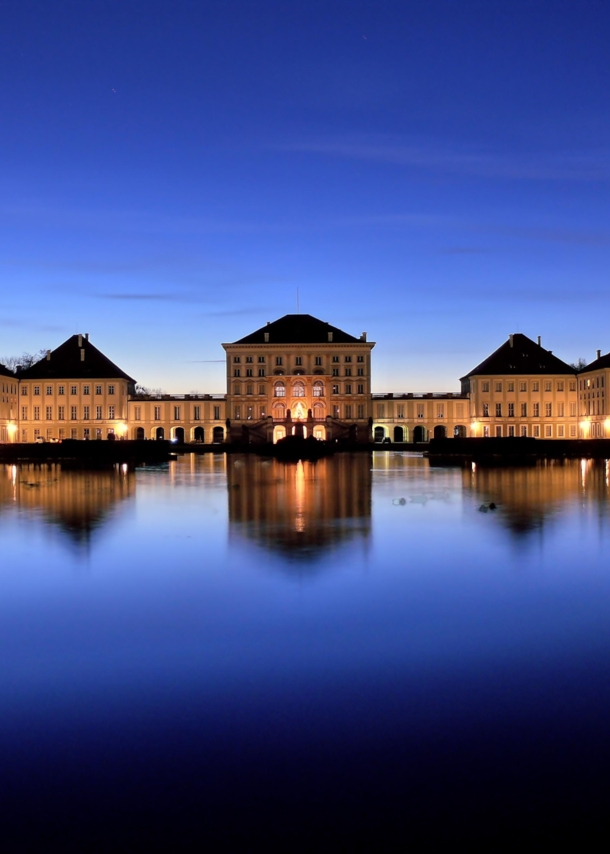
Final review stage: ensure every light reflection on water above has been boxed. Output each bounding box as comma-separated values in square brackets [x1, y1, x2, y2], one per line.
[1, 452, 610, 848]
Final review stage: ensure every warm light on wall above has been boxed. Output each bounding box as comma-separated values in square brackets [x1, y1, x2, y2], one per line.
[116, 422, 128, 436]
[7, 423, 17, 436]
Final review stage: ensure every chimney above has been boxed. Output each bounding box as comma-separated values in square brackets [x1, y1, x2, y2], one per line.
[360, 332, 367, 341]
[597, 349, 601, 360]
[85, 333, 89, 341]
[80, 349, 85, 362]
[46, 350, 51, 361]
[509, 334, 514, 348]
[78, 334, 82, 347]
[548, 350, 552, 355]
[266, 321, 270, 325]
[537, 336, 541, 346]
[264, 332, 269, 343]
[328, 332, 333, 342]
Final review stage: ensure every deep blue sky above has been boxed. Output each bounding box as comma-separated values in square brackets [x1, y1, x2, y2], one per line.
[1, 0, 609, 392]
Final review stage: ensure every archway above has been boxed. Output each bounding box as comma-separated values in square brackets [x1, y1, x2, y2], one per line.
[454, 425, 467, 438]
[135, 426, 145, 440]
[433, 425, 446, 440]
[155, 427, 165, 440]
[273, 425, 286, 443]
[393, 425, 404, 443]
[313, 426, 326, 440]
[194, 426, 204, 442]
[374, 426, 385, 443]
[212, 426, 224, 443]
[413, 425, 426, 443]
[174, 427, 185, 443]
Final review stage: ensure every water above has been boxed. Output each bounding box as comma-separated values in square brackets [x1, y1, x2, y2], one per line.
[1, 453, 610, 849]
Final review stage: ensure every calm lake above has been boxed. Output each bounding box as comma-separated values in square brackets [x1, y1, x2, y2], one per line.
[1, 453, 610, 849]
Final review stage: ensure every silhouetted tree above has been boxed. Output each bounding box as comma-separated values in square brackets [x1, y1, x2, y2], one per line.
[570, 358, 588, 371]
[134, 384, 164, 397]
[0, 349, 47, 372]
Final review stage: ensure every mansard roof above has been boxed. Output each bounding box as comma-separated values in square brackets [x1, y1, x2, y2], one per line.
[18, 335, 135, 382]
[231, 314, 365, 345]
[461, 333, 575, 379]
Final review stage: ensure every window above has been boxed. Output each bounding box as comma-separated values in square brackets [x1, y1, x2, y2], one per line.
[109, 406, 115, 419]
[533, 403, 540, 417]
[397, 405, 404, 418]
[482, 382, 489, 392]
[246, 385, 253, 395]
[276, 357, 283, 366]
[58, 386, 65, 395]
[533, 425, 540, 437]
[545, 403, 552, 417]
[557, 403, 564, 417]
[95, 385, 102, 395]
[345, 356, 352, 363]
[507, 382, 514, 392]
[569, 381, 576, 392]
[21, 406, 27, 420]
[521, 425, 527, 437]
[357, 355, 364, 363]
[134, 406, 141, 421]
[21, 385, 28, 396]
[495, 426, 502, 437]
[96, 406, 103, 420]
[345, 368, 352, 377]
[233, 356, 241, 363]
[258, 368, 265, 377]
[245, 356, 253, 363]
[259, 406, 266, 418]
[46, 406, 52, 420]
[193, 406, 200, 420]
[295, 357, 302, 366]
[544, 381, 552, 392]
[545, 425, 552, 437]
[357, 384, 364, 394]
[483, 426, 490, 437]
[483, 403, 489, 416]
[332, 368, 339, 377]
[558, 425, 565, 437]
[83, 385, 90, 395]
[214, 406, 220, 420]
[313, 382, 324, 397]
[315, 356, 322, 366]
[417, 404, 424, 419]
[34, 386, 40, 396]
[332, 384, 339, 395]
[495, 403, 502, 417]
[246, 406, 253, 419]
[234, 369, 241, 377]
[83, 406, 90, 420]
[532, 382, 539, 392]
[69, 385, 77, 395]
[274, 382, 286, 397]
[108, 385, 115, 395]
[46, 385, 53, 396]
[345, 384, 352, 394]
[332, 405, 340, 418]
[21, 429, 27, 442]
[570, 402, 577, 417]
[258, 384, 265, 394]
[508, 425, 515, 437]
[234, 407, 241, 420]
[71, 406, 77, 420]
[495, 382, 502, 392]
[58, 406, 65, 420]
[357, 405, 364, 419]
[357, 368, 364, 376]
[557, 381, 564, 392]
[173, 406, 180, 420]
[332, 356, 339, 363]
[258, 356, 265, 363]
[71, 428, 77, 439]
[345, 405, 353, 418]
[508, 403, 514, 417]
[519, 382, 527, 392]
[521, 403, 527, 417]
[570, 425, 577, 437]
[437, 404, 444, 418]
[246, 369, 253, 377]
[233, 384, 241, 394]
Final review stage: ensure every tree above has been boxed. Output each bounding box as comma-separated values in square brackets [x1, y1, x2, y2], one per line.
[134, 384, 164, 397]
[0, 349, 47, 372]
[570, 358, 588, 371]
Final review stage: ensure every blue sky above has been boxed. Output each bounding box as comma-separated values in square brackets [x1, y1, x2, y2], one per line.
[1, 0, 609, 392]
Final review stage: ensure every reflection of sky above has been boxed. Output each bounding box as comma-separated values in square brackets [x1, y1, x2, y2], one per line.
[2, 454, 610, 847]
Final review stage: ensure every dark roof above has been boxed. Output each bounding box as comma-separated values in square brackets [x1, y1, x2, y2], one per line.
[0, 363, 13, 379]
[461, 333, 575, 379]
[231, 314, 364, 345]
[578, 353, 610, 373]
[18, 335, 135, 382]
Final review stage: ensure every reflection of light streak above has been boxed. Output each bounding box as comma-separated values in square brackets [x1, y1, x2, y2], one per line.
[295, 460, 305, 533]
[580, 458, 587, 488]
[471, 461, 476, 474]
[606, 459, 609, 489]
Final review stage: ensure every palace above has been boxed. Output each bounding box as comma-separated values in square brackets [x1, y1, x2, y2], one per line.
[0, 314, 608, 443]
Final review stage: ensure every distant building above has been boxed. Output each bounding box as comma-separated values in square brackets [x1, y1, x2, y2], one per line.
[1, 322, 609, 443]
[222, 314, 375, 444]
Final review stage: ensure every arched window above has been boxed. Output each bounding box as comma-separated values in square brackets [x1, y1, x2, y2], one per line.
[273, 403, 286, 419]
[293, 381, 305, 397]
[313, 381, 324, 397]
[274, 382, 286, 397]
[313, 402, 325, 420]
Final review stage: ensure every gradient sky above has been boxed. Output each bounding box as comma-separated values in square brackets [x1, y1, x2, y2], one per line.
[1, 0, 609, 392]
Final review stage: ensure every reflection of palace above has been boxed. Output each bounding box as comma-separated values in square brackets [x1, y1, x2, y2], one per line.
[462, 459, 610, 537]
[227, 455, 372, 560]
[0, 464, 134, 544]
[2, 315, 610, 444]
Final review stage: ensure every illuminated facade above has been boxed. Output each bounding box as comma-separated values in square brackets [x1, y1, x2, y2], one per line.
[1, 323, 610, 443]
